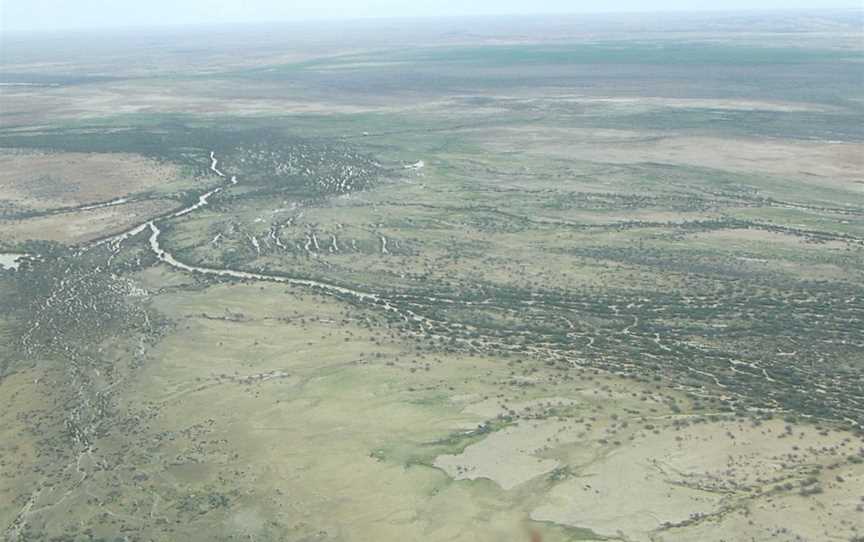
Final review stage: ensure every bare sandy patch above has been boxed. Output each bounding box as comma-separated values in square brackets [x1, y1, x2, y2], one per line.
[0, 84, 386, 126]
[434, 419, 567, 490]
[0, 199, 176, 244]
[531, 418, 861, 541]
[482, 128, 864, 188]
[676, 465, 864, 542]
[533, 454, 724, 539]
[456, 92, 839, 113]
[0, 149, 185, 211]
[575, 96, 839, 113]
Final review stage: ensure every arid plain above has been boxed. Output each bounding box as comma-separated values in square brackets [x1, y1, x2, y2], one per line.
[1, 11, 863, 542]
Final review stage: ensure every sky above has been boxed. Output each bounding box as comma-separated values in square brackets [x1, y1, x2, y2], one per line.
[1, 0, 861, 32]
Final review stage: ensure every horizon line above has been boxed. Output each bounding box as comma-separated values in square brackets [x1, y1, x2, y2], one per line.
[3, 6, 862, 36]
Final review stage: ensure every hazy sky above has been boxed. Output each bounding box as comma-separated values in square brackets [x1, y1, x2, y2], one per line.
[2, 0, 861, 32]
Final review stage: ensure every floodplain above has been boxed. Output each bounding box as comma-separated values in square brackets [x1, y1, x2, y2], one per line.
[1, 10, 863, 542]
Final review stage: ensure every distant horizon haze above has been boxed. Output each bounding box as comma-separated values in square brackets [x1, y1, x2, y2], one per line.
[1, 0, 862, 33]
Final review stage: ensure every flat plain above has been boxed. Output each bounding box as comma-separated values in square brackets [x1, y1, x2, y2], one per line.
[1, 10, 863, 542]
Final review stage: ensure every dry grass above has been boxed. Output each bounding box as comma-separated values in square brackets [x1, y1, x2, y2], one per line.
[0, 199, 176, 244]
[0, 149, 185, 210]
[482, 127, 864, 187]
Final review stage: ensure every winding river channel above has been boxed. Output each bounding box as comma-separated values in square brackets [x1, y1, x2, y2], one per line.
[107, 151, 429, 325]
